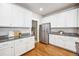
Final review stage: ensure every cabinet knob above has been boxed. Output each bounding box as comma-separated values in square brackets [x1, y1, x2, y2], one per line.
[11, 47, 13, 48]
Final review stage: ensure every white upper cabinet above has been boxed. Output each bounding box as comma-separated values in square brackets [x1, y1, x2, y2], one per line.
[0, 4, 32, 27]
[49, 34, 65, 47]
[24, 9, 32, 28]
[42, 13, 65, 27]
[77, 8, 79, 27]
[50, 13, 65, 27]
[0, 4, 25, 27]
[40, 17, 50, 24]
[11, 4, 32, 27]
[41, 8, 77, 27]
[62, 9, 77, 27]
[11, 4, 25, 27]
[0, 4, 12, 27]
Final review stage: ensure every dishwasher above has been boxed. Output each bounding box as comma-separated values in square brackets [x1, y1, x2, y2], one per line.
[75, 42, 79, 56]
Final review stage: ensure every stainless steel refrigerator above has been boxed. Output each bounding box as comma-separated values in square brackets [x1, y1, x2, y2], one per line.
[39, 23, 51, 44]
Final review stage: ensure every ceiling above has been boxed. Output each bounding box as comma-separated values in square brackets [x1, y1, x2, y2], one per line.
[16, 3, 78, 16]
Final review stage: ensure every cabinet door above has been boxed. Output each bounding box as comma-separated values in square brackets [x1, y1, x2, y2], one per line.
[65, 37, 78, 52]
[0, 4, 25, 27]
[49, 34, 56, 45]
[77, 8, 79, 27]
[63, 9, 77, 27]
[49, 35, 65, 47]
[10, 41, 15, 56]
[15, 37, 35, 56]
[54, 35, 65, 47]
[11, 4, 25, 27]
[57, 12, 66, 27]
[47, 13, 65, 27]
[0, 41, 14, 56]
[42, 17, 51, 24]
[0, 4, 12, 27]
[15, 39, 27, 56]
[24, 10, 32, 27]
[42, 12, 65, 27]
[27, 36, 35, 51]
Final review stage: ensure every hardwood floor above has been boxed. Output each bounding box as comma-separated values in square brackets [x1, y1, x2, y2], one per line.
[23, 43, 76, 56]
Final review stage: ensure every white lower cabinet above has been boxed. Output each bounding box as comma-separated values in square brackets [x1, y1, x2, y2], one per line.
[27, 37, 35, 51]
[54, 35, 65, 47]
[0, 36, 35, 56]
[49, 34, 79, 52]
[15, 38, 27, 56]
[49, 35, 65, 47]
[14, 36, 35, 56]
[64, 37, 78, 52]
[0, 41, 14, 56]
[49, 35, 55, 45]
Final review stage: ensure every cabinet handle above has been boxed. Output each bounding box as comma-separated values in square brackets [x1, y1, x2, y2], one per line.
[11, 47, 13, 48]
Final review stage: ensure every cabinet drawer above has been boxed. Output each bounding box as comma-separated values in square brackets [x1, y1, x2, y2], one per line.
[0, 42, 11, 49]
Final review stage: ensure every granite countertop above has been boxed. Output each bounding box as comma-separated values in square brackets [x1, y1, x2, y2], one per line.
[50, 32, 79, 37]
[0, 34, 34, 43]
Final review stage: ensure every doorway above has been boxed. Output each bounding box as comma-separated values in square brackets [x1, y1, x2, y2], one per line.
[32, 20, 38, 43]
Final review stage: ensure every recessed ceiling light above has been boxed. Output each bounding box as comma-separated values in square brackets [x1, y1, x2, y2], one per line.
[39, 8, 43, 11]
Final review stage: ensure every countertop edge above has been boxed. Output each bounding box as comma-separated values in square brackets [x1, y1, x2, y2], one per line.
[49, 33, 79, 38]
[0, 35, 35, 43]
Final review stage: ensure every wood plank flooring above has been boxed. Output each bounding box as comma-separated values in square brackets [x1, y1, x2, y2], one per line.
[23, 43, 76, 56]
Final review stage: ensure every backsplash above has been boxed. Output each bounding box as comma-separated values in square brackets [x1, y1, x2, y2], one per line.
[51, 28, 78, 34]
[0, 27, 31, 36]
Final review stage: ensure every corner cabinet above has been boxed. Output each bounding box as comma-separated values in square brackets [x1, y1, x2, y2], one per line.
[24, 10, 32, 28]
[14, 36, 35, 56]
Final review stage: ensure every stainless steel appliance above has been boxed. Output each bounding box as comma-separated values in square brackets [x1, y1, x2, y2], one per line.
[75, 42, 79, 56]
[39, 23, 51, 44]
